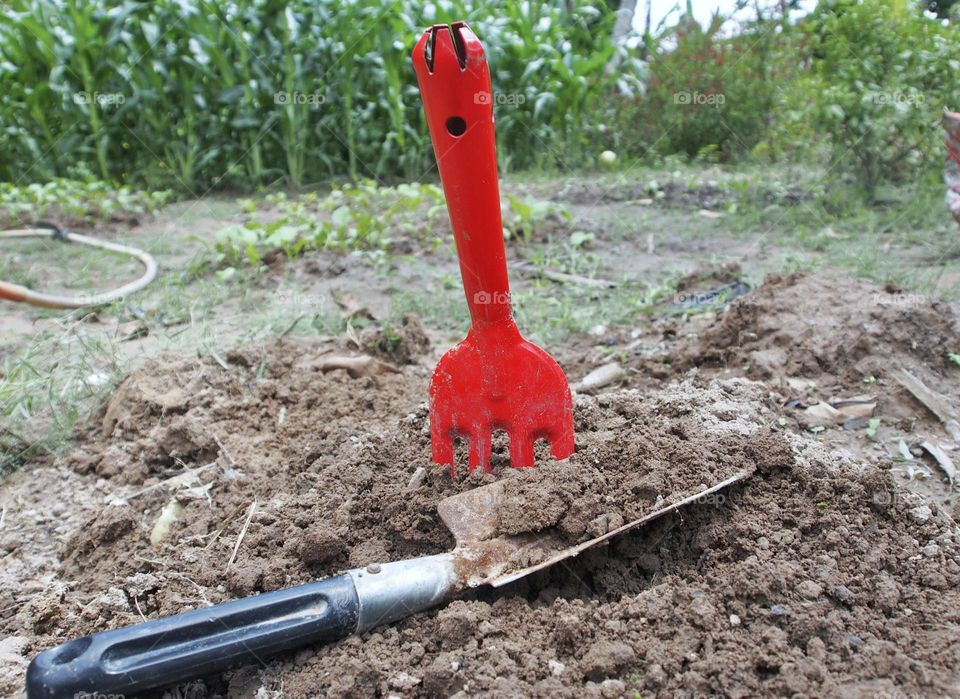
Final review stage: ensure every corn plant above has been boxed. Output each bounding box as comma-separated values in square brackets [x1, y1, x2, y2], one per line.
[0, 0, 643, 189]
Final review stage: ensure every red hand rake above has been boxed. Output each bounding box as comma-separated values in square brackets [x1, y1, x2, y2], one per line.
[412, 23, 574, 474]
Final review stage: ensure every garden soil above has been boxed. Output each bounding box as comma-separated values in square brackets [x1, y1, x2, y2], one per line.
[2, 272, 960, 698]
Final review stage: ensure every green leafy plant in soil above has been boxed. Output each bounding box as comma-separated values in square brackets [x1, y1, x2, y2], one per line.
[211, 181, 448, 267]
[211, 180, 577, 269]
[619, 6, 799, 162]
[0, 180, 172, 227]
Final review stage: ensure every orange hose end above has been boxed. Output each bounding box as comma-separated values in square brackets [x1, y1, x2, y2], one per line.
[0, 282, 27, 303]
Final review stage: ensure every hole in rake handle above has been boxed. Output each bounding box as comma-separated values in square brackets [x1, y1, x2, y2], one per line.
[446, 116, 467, 136]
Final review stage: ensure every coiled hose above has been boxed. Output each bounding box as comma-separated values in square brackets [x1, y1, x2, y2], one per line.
[0, 223, 157, 309]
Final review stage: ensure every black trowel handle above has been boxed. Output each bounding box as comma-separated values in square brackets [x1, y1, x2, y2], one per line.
[26, 574, 360, 698]
[26, 554, 456, 699]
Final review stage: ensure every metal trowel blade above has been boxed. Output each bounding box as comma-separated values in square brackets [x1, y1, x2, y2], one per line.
[438, 468, 754, 588]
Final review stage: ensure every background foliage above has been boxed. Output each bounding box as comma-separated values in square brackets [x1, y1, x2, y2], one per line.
[0, 0, 641, 190]
[0, 0, 957, 196]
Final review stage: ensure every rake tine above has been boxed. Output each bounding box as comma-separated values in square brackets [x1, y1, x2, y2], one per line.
[468, 428, 492, 473]
[509, 430, 535, 468]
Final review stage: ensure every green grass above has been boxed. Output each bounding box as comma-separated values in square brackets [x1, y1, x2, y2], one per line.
[730, 173, 960, 297]
[391, 276, 675, 348]
[1, 322, 123, 468]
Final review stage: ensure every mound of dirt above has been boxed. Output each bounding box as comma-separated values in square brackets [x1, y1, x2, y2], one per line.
[69, 341, 429, 486]
[495, 382, 791, 541]
[684, 273, 960, 387]
[6, 343, 960, 697]
[358, 314, 431, 365]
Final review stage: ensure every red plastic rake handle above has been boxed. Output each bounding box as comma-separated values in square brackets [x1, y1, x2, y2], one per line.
[412, 23, 512, 326]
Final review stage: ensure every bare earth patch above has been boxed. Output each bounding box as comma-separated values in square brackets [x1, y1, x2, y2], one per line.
[2, 271, 960, 697]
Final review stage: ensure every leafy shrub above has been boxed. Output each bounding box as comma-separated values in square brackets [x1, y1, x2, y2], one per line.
[613, 9, 798, 161]
[799, 0, 960, 195]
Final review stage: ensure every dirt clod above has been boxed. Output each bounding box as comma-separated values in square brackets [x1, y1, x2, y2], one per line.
[581, 640, 637, 681]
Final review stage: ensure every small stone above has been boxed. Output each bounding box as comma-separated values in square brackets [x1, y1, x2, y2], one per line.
[689, 596, 716, 626]
[600, 679, 626, 698]
[98, 587, 130, 615]
[407, 466, 427, 490]
[770, 604, 791, 617]
[797, 580, 823, 599]
[548, 659, 566, 676]
[758, 536, 770, 550]
[388, 672, 421, 690]
[366, 563, 382, 574]
[729, 614, 741, 627]
[909, 505, 933, 523]
[830, 584, 855, 606]
[847, 634, 863, 647]
[581, 640, 636, 681]
[922, 543, 940, 557]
